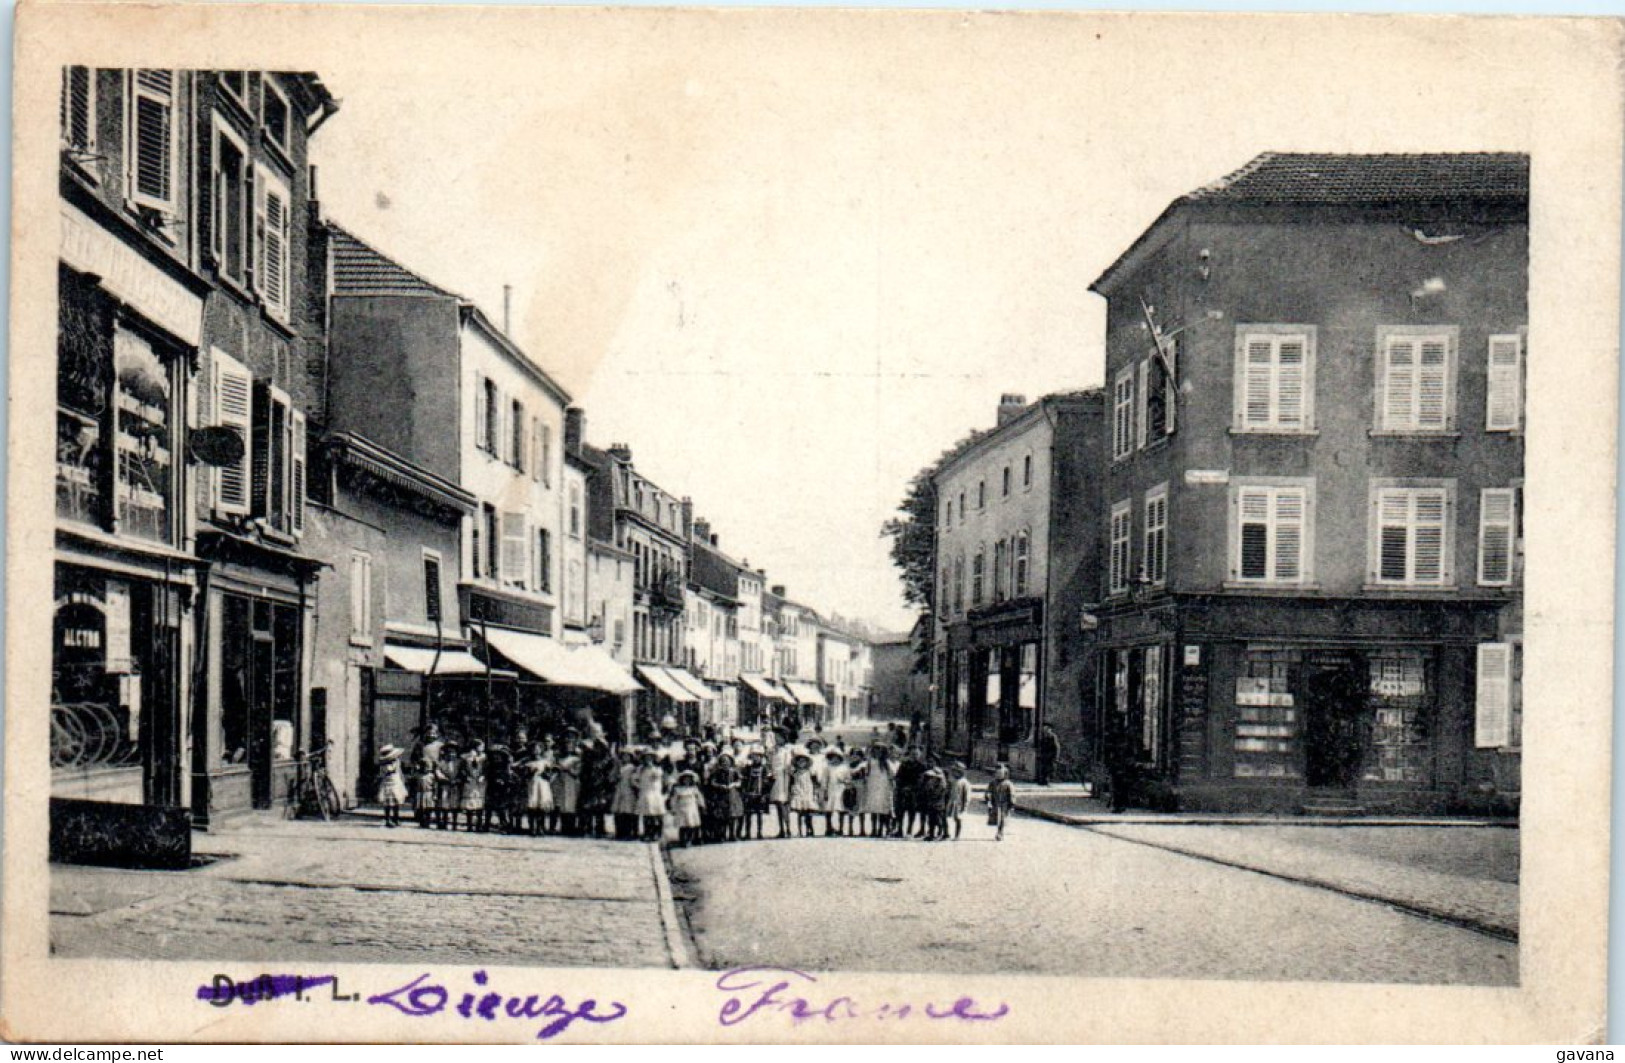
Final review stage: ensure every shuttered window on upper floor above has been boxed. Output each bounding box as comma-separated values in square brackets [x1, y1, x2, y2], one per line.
[126, 70, 176, 214]
[1234, 327, 1315, 433]
[1486, 333, 1524, 432]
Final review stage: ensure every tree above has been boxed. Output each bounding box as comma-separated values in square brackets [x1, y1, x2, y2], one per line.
[881, 468, 938, 615]
[881, 427, 987, 624]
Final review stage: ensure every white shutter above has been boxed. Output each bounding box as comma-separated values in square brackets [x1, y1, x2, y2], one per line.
[1272, 489, 1304, 582]
[473, 374, 488, 453]
[62, 66, 94, 152]
[256, 168, 290, 318]
[501, 511, 528, 586]
[1383, 337, 1416, 429]
[1242, 337, 1273, 428]
[1276, 338, 1305, 428]
[531, 417, 542, 482]
[1486, 334, 1523, 431]
[1478, 488, 1515, 586]
[1135, 359, 1149, 449]
[1412, 489, 1447, 583]
[1475, 642, 1512, 748]
[1417, 338, 1449, 429]
[290, 409, 307, 537]
[211, 350, 253, 515]
[127, 70, 175, 212]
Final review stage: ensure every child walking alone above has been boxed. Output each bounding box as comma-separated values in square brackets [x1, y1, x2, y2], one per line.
[987, 764, 1016, 841]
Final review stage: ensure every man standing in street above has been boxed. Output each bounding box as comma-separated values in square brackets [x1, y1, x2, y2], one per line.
[1036, 723, 1060, 786]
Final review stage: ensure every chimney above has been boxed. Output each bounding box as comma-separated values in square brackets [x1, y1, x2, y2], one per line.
[608, 443, 632, 464]
[997, 393, 1028, 426]
[564, 407, 585, 456]
[710, 533, 719, 547]
[693, 518, 711, 545]
[771, 584, 786, 597]
[502, 285, 513, 335]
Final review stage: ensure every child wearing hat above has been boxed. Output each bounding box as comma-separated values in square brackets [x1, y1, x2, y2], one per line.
[788, 752, 819, 837]
[376, 745, 407, 828]
[669, 770, 705, 847]
[987, 763, 1016, 841]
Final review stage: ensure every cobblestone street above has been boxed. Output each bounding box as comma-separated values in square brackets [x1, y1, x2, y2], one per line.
[668, 806, 1517, 986]
[49, 815, 685, 970]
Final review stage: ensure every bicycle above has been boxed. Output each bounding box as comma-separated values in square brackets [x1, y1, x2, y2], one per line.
[288, 741, 342, 821]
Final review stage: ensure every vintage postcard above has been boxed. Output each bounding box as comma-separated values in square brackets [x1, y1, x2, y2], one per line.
[3, 2, 1621, 1044]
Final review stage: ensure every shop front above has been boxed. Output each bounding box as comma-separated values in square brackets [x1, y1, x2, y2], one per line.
[53, 228, 207, 859]
[738, 673, 790, 730]
[1100, 594, 1500, 813]
[480, 626, 641, 745]
[782, 680, 828, 731]
[192, 534, 321, 824]
[960, 599, 1044, 776]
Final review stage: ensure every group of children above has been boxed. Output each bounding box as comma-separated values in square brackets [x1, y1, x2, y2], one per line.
[373, 723, 1019, 843]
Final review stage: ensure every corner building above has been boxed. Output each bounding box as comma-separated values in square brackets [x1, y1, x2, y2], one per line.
[1088, 153, 1526, 813]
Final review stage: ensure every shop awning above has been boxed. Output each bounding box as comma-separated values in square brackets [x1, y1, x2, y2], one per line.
[483, 628, 642, 695]
[568, 643, 643, 696]
[665, 666, 716, 703]
[784, 680, 828, 708]
[384, 644, 490, 676]
[739, 673, 790, 701]
[638, 664, 698, 704]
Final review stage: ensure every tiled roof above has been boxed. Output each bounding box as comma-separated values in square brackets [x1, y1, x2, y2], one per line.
[327, 223, 460, 298]
[1184, 152, 1528, 205]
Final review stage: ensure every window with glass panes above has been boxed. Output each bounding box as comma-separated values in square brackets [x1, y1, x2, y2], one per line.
[1234, 647, 1301, 778]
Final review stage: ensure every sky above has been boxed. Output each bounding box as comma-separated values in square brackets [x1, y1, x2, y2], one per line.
[303, 9, 1548, 633]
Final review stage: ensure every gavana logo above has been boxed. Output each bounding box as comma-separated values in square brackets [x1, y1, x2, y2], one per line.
[1557, 1052, 1614, 1061]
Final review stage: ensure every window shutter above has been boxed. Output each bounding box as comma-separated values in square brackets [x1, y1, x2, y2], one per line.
[423, 555, 443, 623]
[290, 409, 307, 537]
[249, 380, 272, 521]
[1478, 488, 1515, 586]
[1376, 490, 1409, 583]
[1276, 338, 1305, 428]
[62, 67, 93, 151]
[1412, 490, 1446, 583]
[501, 511, 528, 586]
[256, 170, 289, 317]
[1475, 642, 1512, 748]
[1163, 339, 1178, 434]
[531, 417, 542, 482]
[211, 350, 254, 515]
[473, 374, 488, 452]
[1135, 359, 1149, 449]
[1486, 335, 1522, 431]
[1243, 338, 1273, 427]
[1383, 338, 1416, 429]
[127, 70, 175, 212]
[1237, 488, 1270, 580]
[1272, 489, 1304, 582]
[1417, 338, 1449, 429]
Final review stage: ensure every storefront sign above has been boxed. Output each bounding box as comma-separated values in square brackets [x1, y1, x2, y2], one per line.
[1183, 644, 1201, 667]
[1184, 469, 1230, 485]
[60, 204, 203, 346]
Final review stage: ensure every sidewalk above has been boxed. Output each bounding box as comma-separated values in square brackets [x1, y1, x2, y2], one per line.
[957, 772, 1518, 940]
[50, 812, 692, 969]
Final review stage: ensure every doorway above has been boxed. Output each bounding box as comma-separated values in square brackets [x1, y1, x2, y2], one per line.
[1301, 653, 1368, 789]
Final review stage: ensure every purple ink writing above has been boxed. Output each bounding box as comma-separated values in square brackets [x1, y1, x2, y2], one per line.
[367, 969, 628, 1040]
[715, 966, 1010, 1028]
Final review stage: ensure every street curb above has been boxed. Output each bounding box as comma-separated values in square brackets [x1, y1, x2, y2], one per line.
[648, 842, 697, 970]
[1014, 804, 1517, 829]
[1015, 807, 1518, 943]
